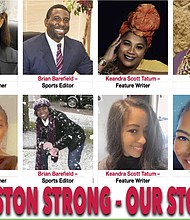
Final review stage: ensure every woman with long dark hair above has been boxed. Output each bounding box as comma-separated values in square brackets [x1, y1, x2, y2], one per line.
[99, 97, 167, 170]
[0, 0, 17, 74]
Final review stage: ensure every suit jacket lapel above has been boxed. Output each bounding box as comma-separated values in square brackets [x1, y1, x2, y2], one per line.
[62, 36, 75, 73]
[40, 34, 57, 74]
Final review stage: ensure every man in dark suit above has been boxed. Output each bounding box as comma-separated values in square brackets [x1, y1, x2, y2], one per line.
[23, 4, 93, 75]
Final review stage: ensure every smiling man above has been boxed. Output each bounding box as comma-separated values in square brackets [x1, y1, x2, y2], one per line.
[23, 4, 93, 75]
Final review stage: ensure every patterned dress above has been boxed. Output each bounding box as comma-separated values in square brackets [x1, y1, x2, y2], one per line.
[100, 58, 168, 75]
[173, 49, 190, 75]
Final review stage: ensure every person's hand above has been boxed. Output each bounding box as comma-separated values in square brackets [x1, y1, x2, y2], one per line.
[103, 34, 121, 62]
[98, 34, 121, 74]
[49, 148, 59, 157]
[43, 142, 53, 150]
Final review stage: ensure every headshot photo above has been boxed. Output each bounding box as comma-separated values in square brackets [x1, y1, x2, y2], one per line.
[0, 0, 18, 74]
[173, 95, 190, 170]
[0, 95, 18, 170]
[23, 0, 93, 75]
[23, 95, 93, 170]
[173, 1, 190, 74]
[98, 95, 168, 170]
[98, 1, 168, 75]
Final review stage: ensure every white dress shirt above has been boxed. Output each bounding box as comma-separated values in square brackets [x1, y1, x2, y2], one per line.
[45, 32, 64, 64]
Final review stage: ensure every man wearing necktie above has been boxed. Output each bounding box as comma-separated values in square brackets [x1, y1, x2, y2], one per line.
[23, 4, 93, 75]
[56, 43, 63, 75]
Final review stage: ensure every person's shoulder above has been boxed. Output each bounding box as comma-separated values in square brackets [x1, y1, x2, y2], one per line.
[174, 49, 188, 60]
[65, 36, 83, 46]
[51, 109, 66, 117]
[140, 59, 168, 72]
[173, 49, 189, 74]
[6, 47, 17, 62]
[24, 33, 45, 45]
[101, 59, 121, 75]
[0, 46, 17, 63]
[0, 152, 17, 170]
[143, 59, 168, 67]
[98, 157, 108, 170]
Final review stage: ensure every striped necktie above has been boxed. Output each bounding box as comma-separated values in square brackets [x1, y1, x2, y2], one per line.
[56, 43, 63, 75]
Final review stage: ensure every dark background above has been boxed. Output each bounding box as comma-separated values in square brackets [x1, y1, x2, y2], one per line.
[98, 0, 168, 65]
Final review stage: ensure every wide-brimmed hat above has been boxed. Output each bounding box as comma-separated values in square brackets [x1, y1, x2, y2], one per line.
[33, 98, 51, 111]
[0, 0, 7, 14]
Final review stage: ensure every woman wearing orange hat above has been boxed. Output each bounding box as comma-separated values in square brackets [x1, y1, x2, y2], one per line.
[98, 4, 168, 75]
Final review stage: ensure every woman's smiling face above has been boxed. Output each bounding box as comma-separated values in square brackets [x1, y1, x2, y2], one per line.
[174, 110, 190, 170]
[121, 107, 148, 158]
[36, 106, 50, 121]
[117, 31, 147, 72]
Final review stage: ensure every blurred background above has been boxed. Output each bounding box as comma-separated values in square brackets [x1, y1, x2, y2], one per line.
[174, 0, 190, 55]
[7, 0, 18, 20]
